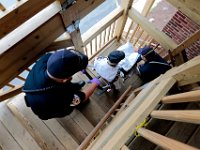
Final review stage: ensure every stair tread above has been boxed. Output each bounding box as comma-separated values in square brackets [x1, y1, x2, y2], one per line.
[0, 101, 41, 150]
[7, 93, 78, 150]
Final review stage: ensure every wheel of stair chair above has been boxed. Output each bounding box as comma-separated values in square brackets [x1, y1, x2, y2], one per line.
[97, 77, 117, 95]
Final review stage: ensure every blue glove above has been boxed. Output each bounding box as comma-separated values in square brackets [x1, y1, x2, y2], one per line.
[88, 78, 101, 86]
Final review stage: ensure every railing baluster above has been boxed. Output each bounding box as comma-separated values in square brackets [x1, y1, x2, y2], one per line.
[125, 20, 133, 39]
[107, 25, 111, 41]
[133, 29, 144, 46]
[130, 24, 139, 41]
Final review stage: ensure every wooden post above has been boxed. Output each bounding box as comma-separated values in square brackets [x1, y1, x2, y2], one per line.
[114, 0, 134, 41]
[151, 110, 200, 124]
[162, 90, 200, 104]
[138, 128, 198, 150]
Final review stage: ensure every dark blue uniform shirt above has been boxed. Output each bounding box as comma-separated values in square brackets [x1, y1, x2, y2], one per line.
[137, 53, 171, 83]
[23, 53, 85, 120]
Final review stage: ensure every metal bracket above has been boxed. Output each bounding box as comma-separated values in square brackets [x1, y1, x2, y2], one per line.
[61, 0, 77, 10]
[66, 20, 80, 33]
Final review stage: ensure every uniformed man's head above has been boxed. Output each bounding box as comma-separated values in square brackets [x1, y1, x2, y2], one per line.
[47, 49, 88, 82]
[138, 46, 155, 61]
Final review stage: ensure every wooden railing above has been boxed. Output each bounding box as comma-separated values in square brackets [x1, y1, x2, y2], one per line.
[82, 8, 123, 58]
[88, 55, 200, 149]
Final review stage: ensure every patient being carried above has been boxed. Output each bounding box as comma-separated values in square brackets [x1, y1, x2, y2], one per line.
[93, 42, 139, 83]
[94, 50, 125, 82]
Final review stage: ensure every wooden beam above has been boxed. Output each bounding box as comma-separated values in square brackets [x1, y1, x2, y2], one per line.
[0, 85, 22, 102]
[90, 77, 176, 149]
[0, 0, 54, 38]
[151, 110, 200, 124]
[0, 3, 6, 11]
[172, 30, 200, 56]
[141, 0, 155, 17]
[46, 33, 73, 52]
[82, 8, 123, 45]
[0, 14, 65, 89]
[163, 55, 200, 86]
[128, 8, 178, 51]
[138, 128, 198, 150]
[162, 90, 200, 104]
[0, 1, 62, 55]
[0, 0, 105, 89]
[166, 0, 200, 25]
[69, 28, 84, 53]
[114, 0, 134, 41]
[61, 0, 105, 28]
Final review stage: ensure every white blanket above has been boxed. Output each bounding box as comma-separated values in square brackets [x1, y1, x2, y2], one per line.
[118, 42, 139, 71]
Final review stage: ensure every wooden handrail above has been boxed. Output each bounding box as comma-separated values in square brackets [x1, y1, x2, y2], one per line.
[151, 110, 200, 124]
[172, 30, 200, 56]
[0, 85, 23, 102]
[128, 8, 178, 51]
[77, 86, 132, 150]
[162, 90, 200, 104]
[138, 128, 198, 150]
[82, 8, 123, 46]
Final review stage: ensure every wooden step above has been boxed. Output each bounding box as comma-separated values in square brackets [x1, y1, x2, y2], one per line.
[0, 101, 41, 150]
[7, 93, 78, 150]
[57, 109, 94, 144]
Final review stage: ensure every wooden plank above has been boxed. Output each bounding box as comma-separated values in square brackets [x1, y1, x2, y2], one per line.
[187, 126, 200, 148]
[141, 0, 155, 17]
[70, 28, 84, 53]
[128, 8, 178, 51]
[172, 30, 200, 56]
[114, 0, 133, 41]
[0, 14, 65, 89]
[121, 145, 130, 150]
[70, 109, 94, 135]
[7, 94, 66, 150]
[61, 0, 105, 28]
[0, 85, 22, 102]
[0, 3, 6, 12]
[90, 77, 176, 149]
[162, 90, 200, 104]
[0, 1, 61, 55]
[57, 115, 88, 144]
[0, 0, 54, 38]
[77, 86, 132, 150]
[151, 110, 200, 124]
[163, 55, 200, 86]
[138, 128, 198, 150]
[46, 33, 73, 52]
[166, 0, 200, 25]
[155, 103, 199, 150]
[0, 102, 41, 150]
[0, 0, 106, 89]
[129, 103, 188, 150]
[0, 120, 22, 150]
[82, 8, 123, 45]
[44, 119, 79, 150]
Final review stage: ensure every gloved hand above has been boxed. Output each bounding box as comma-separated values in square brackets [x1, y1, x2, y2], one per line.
[88, 78, 101, 86]
[81, 69, 86, 74]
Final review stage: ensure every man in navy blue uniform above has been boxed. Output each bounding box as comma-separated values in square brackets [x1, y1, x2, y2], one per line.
[23, 49, 100, 120]
[136, 46, 171, 83]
